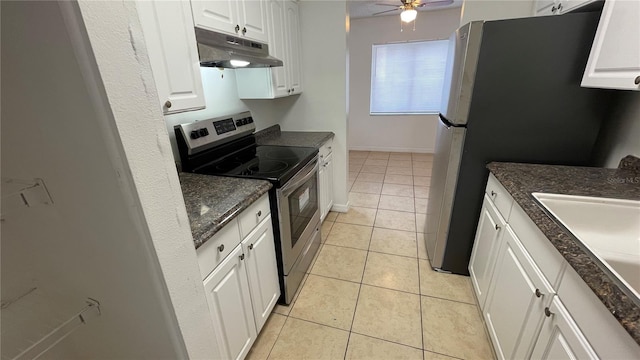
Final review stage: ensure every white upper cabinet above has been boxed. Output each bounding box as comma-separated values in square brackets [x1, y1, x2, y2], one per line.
[191, 0, 269, 43]
[582, 0, 640, 90]
[136, 0, 205, 114]
[285, 0, 302, 94]
[235, 0, 303, 99]
[532, 0, 598, 16]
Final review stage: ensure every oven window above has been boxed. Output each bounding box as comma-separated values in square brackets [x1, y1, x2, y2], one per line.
[288, 174, 318, 248]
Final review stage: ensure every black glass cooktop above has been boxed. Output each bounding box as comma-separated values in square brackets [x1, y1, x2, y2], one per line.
[195, 145, 318, 187]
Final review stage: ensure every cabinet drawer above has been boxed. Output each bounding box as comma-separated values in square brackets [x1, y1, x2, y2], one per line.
[197, 219, 242, 280]
[509, 203, 564, 288]
[486, 174, 514, 220]
[319, 138, 333, 159]
[239, 194, 271, 239]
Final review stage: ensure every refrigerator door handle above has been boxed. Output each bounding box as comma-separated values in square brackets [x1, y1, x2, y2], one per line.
[439, 113, 467, 128]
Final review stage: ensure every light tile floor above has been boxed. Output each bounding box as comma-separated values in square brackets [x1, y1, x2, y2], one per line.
[247, 151, 494, 360]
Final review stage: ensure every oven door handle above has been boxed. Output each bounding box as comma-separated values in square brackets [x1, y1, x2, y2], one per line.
[280, 157, 319, 198]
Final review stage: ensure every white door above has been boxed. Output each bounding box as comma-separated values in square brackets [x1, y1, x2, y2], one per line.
[203, 245, 256, 360]
[531, 296, 599, 359]
[469, 195, 504, 309]
[191, 0, 240, 36]
[285, 0, 302, 94]
[266, 0, 288, 97]
[136, 0, 205, 114]
[483, 226, 551, 360]
[581, 0, 640, 90]
[237, 0, 269, 43]
[241, 216, 280, 332]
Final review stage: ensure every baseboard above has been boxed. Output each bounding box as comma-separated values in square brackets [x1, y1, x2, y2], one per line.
[330, 202, 349, 213]
[348, 145, 434, 154]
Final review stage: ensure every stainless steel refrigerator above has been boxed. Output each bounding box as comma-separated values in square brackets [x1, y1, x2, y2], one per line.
[425, 12, 616, 275]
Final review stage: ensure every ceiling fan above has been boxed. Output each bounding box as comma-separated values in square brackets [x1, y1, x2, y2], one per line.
[373, 0, 455, 23]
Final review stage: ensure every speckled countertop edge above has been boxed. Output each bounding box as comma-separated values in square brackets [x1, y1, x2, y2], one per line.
[487, 162, 640, 344]
[178, 172, 272, 249]
[255, 124, 334, 148]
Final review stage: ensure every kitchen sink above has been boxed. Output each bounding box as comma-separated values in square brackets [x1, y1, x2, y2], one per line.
[532, 193, 640, 300]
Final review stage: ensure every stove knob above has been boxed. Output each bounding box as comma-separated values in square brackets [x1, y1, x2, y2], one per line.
[198, 128, 208, 137]
[190, 130, 200, 139]
[247, 117, 254, 123]
[241, 118, 247, 125]
[236, 120, 243, 127]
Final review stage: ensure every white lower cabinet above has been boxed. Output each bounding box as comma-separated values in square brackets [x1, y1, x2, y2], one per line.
[469, 194, 505, 309]
[471, 175, 640, 360]
[241, 217, 280, 332]
[531, 296, 597, 359]
[318, 138, 334, 221]
[203, 245, 257, 360]
[198, 194, 280, 360]
[483, 226, 553, 360]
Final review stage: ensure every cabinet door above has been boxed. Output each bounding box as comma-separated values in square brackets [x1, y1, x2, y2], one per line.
[241, 215, 280, 332]
[285, 0, 303, 94]
[324, 152, 334, 216]
[483, 226, 553, 360]
[533, 0, 558, 16]
[318, 159, 328, 221]
[266, 0, 289, 97]
[203, 245, 256, 360]
[237, 0, 269, 43]
[136, 0, 205, 114]
[191, 0, 240, 36]
[531, 296, 598, 359]
[581, 0, 640, 90]
[468, 195, 505, 309]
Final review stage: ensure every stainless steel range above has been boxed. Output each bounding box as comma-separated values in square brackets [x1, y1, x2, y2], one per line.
[175, 111, 320, 304]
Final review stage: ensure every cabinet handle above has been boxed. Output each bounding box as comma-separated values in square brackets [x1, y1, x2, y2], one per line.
[235, 25, 240, 33]
[634, 76, 640, 85]
[164, 100, 172, 109]
[239, 253, 245, 260]
[248, 243, 254, 250]
[544, 307, 553, 317]
[557, 3, 563, 11]
[490, 191, 497, 197]
[551, 5, 557, 13]
[495, 224, 500, 230]
[217, 244, 225, 252]
[535, 288, 544, 298]
[287, 89, 291, 94]
[257, 210, 262, 217]
[242, 27, 247, 35]
[328, 146, 332, 150]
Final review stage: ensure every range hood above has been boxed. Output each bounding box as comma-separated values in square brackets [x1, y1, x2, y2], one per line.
[195, 28, 283, 68]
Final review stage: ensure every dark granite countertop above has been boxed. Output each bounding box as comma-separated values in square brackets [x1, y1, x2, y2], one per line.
[178, 173, 272, 249]
[255, 125, 334, 148]
[487, 162, 640, 344]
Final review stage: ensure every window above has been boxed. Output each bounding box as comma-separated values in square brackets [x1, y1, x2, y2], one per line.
[370, 40, 449, 115]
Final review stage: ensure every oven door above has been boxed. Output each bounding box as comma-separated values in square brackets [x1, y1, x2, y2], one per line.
[277, 156, 320, 275]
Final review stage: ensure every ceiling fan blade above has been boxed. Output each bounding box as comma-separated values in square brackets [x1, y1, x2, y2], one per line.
[418, 0, 455, 6]
[373, 8, 401, 16]
[375, 3, 403, 7]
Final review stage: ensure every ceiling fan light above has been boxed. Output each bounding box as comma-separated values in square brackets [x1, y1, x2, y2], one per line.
[400, 9, 417, 23]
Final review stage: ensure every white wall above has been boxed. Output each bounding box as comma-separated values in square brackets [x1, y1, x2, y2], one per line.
[595, 92, 640, 168]
[348, 8, 461, 153]
[272, 0, 350, 210]
[460, 0, 534, 25]
[71, 1, 219, 358]
[1, 1, 214, 358]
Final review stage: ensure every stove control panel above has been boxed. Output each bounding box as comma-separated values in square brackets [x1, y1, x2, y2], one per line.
[175, 111, 256, 155]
